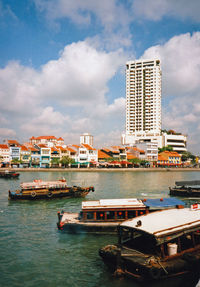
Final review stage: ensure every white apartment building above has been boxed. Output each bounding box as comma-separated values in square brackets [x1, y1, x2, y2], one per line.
[123, 59, 162, 145]
[80, 133, 94, 146]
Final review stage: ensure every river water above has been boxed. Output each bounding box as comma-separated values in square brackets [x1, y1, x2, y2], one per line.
[0, 170, 200, 287]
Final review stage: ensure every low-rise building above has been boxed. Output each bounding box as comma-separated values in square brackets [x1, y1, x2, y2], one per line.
[20, 145, 31, 167]
[0, 144, 10, 166]
[36, 144, 51, 168]
[157, 151, 182, 167]
[30, 136, 64, 147]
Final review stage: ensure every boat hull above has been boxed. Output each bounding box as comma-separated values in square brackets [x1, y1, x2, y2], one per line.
[9, 186, 94, 200]
[0, 172, 19, 179]
[169, 187, 200, 197]
[99, 245, 200, 282]
[57, 220, 119, 234]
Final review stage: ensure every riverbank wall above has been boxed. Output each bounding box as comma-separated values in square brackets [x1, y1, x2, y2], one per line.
[1, 167, 200, 172]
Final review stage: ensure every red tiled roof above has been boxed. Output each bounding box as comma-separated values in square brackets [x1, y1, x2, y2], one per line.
[127, 153, 137, 160]
[28, 146, 39, 152]
[7, 140, 20, 145]
[20, 145, 29, 151]
[81, 144, 96, 150]
[66, 147, 77, 153]
[98, 150, 111, 159]
[0, 144, 9, 149]
[72, 144, 80, 149]
[37, 144, 48, 148]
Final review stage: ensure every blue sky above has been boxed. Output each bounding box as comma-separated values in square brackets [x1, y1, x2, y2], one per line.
[0, 0, 200, 152]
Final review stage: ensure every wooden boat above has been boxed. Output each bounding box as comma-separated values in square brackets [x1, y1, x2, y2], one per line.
[8, 178, 94, 200]
[169, 180, 200, 197]
[99, 205, 200, 282]
[57, 198, 185, 233]
[0, 169, 19, 179]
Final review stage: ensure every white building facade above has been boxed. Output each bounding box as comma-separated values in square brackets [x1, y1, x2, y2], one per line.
[123, 59, 162, 145]
[80, 133, 93, 146]
[162, 133, 187, 153]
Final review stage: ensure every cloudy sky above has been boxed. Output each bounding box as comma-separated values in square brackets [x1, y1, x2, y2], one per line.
[0, 0, 200, 152]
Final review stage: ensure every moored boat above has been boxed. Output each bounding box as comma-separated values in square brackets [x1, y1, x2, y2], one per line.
[8, 178, 94, 200]
[99, 205, 200, 282]
[57, 197, 185, 233]
[169, 180, 200, 197]
[0, 169, 20, 179]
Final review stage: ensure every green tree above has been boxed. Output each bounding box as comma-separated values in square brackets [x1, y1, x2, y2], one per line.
[158, 145, 173, 153]
[181, 151, 196, 163]
[60, 156, 74, 167]
[51, 158, 60, 167]
[128, 158, 141, 167]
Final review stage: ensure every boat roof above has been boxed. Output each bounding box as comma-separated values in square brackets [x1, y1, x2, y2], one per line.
[82, 198, 145, 210]
[20, 179, 67, 189]
[175, 180, 200, 186]
[81, 198, 185, 210]
[120, 207, 200, 240]
[142, 198, 185, 209]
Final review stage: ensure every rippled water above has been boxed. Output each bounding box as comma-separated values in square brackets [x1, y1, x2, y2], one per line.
[1, 170, 200, 287]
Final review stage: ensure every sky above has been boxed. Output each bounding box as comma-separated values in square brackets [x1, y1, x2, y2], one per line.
[0, 0, 200, 152]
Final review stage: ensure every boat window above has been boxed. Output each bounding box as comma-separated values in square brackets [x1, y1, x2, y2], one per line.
[180, 234, 194, 251]
[96, 211, 105, 220]
[120, 227, 158, 254]
[86, 212, 94, 220]
[116, 211, 125, 219]
[106, 211, 115, 220]
[127, 210, 136, 218]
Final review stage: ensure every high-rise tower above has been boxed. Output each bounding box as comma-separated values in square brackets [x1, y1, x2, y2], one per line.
[122, 59, 162, 145]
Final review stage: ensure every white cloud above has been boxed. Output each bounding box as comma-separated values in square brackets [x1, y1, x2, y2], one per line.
[133, 0, 200, 22]
[34, 0, 131, 30]
[0, 41, 125, 146]
[142, 32, 200, 97]
[34, 0, 132, 49]
[0, 128, 16, 139]
[142, 32, 200, 152]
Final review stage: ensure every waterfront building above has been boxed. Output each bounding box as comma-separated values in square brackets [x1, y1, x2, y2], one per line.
[162, 132, 187, 153]
[50, 147, 60, 166]
[66, 145, 78, 162]
[157, 151, 182, 167]
[20, 145, 31, 167]
[101, 146, 127, 160]
[29, 145, 40, 167]
[0, 144, 10, 166]
[126, 146, 145, 160]
[80, 133, 94, 146]
[123, 59, 162, 145]
[134, 142, 158, 162]
[29, 136, 64, 147]
[77, 144, 98, 166]
[98, 150, 111, 162]
[36, 144, 51, 168]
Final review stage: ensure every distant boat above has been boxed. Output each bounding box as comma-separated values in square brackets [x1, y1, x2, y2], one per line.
[99, 205, 200, 282]
[0, 169, 20, 179]
[8, 178, 94, 200]
[57, 197, 185, 233]
[169, 180, 200, 197]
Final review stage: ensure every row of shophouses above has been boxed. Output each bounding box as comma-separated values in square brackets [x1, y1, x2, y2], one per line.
[0, 136, 183, 168]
